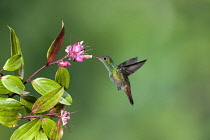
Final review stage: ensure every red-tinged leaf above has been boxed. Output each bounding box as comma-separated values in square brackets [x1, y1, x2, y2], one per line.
[50, 120, 63, 140]
[10, 119, 41, 140]
[41, 118, 56, 138]
[32, 87, 64, 113]
[8, 26, 24, 79]
[55, 67, 70, 89]
[47, 21, 65, 62]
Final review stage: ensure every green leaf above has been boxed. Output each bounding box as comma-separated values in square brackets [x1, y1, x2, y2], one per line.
[34, 131, 48, 140]
[3, 54, 22, 71]
[50, 103, 65, 115]
[0, 97, 23, 127]
[20, 95, 37, 116]
[0, 97, 22, 110]
[0, 110, 21, 127]
[0, 79, 11, 94]
[10, 118, 41, 140]
[50, 121, 63, 140]
[55, 67, 70, 89]
[31, 78, 61, 95]
[47, 21, 65, 62]
[32, 87, 64, 113]
[59, 90, 73, 105]
[20, 95, 37, 110]
[31, 78, 72, 105]
[8, 26, 24, 79]
[22, 107, 31, 116]
[41, 118, 56, 138]
[1, 75, 28, 95]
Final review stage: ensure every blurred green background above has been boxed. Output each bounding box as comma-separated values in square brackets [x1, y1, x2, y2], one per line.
[0, 0, 210, 140]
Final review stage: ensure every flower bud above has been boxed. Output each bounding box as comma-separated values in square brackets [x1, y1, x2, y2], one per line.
[59, 60, 71, 67]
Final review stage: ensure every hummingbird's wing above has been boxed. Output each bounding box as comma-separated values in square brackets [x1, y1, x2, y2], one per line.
[119, 57, 138, 67]
[121, 59, 147, 76]
[124, 84, 134, 105]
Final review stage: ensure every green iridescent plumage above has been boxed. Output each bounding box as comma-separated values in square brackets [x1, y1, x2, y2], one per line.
[98, 56, 147, 105]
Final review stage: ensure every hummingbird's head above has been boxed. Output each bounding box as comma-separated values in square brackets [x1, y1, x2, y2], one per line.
[95, 56, 115, 72]
[98, 56, 113, 64]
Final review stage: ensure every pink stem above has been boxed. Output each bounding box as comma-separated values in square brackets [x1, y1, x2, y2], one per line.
[23, 55, 69, 84]
[20, 113, 59, 119]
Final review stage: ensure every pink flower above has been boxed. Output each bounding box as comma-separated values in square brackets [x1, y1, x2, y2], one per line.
[60, 110, 70, 126]
[65, 41, 92, 62]
[59, 60, 71, 67]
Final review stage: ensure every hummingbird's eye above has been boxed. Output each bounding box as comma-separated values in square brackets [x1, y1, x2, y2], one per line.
[103, 57, 107, 60]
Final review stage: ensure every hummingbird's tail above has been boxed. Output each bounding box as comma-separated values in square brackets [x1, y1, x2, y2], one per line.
[124, 85, 134, 105]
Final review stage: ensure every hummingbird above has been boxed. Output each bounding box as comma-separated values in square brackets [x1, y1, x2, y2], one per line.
[97, 56, 147, 105]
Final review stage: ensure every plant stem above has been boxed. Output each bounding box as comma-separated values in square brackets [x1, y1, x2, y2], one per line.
[23, 64, 48, 84]
[9, 93, 20, 98]
[20, 113, 60, 119]
[23, 55, 68, 84]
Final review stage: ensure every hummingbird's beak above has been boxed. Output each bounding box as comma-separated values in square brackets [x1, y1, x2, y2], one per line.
[93, 56, 101, 59]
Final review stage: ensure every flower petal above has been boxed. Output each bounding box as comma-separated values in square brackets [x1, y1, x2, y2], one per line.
[65, 41, 92, 62]
[76, 56, 85, 62]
